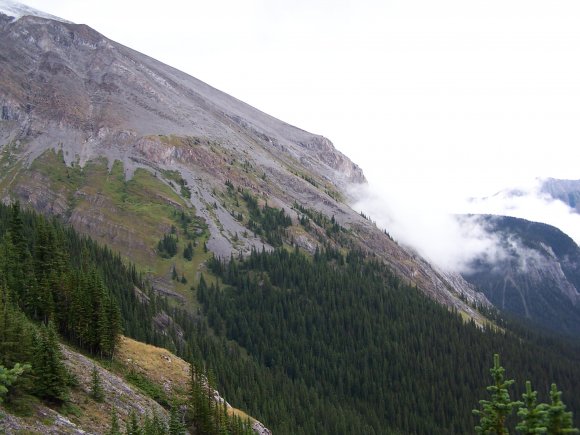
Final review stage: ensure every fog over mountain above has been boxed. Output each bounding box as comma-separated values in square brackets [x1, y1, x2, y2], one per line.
[353, 177, 580, 275]
[467, 178, 580, 245]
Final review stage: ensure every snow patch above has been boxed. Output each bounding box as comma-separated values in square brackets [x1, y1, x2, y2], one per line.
[0, 0, 71, 23]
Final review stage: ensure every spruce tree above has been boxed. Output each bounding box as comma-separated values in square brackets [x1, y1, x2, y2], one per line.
[33, 321, 69, 402]
[168, 404, 186, 435]
[126, 410, 142, 435]
[143, 411, 167, 435]
[516, 381, 547, 434]
[544, 384, 579, 434]
[0, 362, 30, 403]
[90, 364, 104, 402]
[473, 354, 521, 434]
[108, 407, 122, 435]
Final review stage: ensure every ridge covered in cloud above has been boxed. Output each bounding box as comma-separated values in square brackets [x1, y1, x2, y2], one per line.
[350, 177, 580, 273]
[349, 184, 505, 273]
[466, 178, 580, 245]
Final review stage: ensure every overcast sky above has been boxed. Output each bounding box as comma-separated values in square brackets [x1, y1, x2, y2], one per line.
[13, 0, 580, 266]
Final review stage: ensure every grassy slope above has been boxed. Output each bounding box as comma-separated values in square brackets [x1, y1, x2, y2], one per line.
[117, 336, 253, 422]
[0, 336, 254, 434]
[3, 150, 214, 305]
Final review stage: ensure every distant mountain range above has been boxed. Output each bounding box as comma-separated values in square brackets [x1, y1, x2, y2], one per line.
[462, 214, 580, 336]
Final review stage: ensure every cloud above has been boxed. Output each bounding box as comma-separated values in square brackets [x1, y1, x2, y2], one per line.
[349, 183, 506, 273]
[465, 179, 580, 245]
[349, 176, 580, 275]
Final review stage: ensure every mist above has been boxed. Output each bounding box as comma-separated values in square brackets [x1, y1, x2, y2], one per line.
[349, 183, 506, 273]
[465, 179, 580, 246]
[350, 177, 580, 274]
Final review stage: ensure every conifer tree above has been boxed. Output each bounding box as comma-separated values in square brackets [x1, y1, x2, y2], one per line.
[473, 354, 521, 434]
[90, 364, 104, 402]
[516, 381, 547, 434]
[168, 404, 186, 435]
[544, 384, 579, 434]
[0, 362, 30, 403]
[33, 321, 68, 402]
[108, 407, 122, 435]
[126, 410, 142, 435]
[143, 411, 167, 435]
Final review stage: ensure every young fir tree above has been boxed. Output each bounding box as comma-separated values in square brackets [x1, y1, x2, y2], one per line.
[108, 407, 122, 435]
[168, 403, 186, 435]
[33, 321, 69, 403]
[0, 362, 30, 403]
[143, 411, 167, 435]
[126, 410, 142, 435]
[544, 383, 579, 434]
[473, 354, 521, 434]
[90, 364, 104, 402]
[516, 381, 547, 434]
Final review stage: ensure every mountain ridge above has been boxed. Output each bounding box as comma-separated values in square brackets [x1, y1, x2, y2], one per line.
[0, 6, 489, 320]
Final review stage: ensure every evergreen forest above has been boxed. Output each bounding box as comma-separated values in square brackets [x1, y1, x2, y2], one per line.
[1, 202, 579, 434]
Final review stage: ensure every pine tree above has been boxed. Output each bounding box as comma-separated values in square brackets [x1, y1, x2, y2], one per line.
[33, 321, 69, 402]
[126, 410, 142, 435]
[90, 364, 104, 402]
[183, 242, 193, 261]
[108, 407, 122, 435]
[0, 362, 30, 403]
[168, 404, 186, 435]
[473, 354, 521, 434]
[516, 381, 547, 434]
[143, 411, 167, 435]
[544, 384, 579, 434]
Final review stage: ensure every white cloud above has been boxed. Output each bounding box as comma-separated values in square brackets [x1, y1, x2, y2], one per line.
[350, 175, 580, 274]
[350, 183, 506, 273]
[465, 179, 580, 245]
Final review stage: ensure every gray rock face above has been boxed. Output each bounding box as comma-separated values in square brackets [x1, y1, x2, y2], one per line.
[0, 9, 364, 187]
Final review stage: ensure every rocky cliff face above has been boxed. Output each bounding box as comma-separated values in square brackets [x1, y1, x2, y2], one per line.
[462, 215, 580, 336]
[0, 6, 488, 328]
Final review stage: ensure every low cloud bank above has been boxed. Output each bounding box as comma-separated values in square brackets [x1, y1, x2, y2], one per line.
[349, 183, 505, 273]
[466, 179, 580, 245]
[349, 177, 580, 273]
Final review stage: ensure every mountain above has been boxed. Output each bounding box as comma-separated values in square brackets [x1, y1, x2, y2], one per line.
[462, 215, 580, 336]
[2, 3, 580, 434]
[540, 178, 580, 214]
[0, 2, 487, 318]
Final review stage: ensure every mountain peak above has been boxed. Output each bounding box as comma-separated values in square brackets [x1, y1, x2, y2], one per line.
[0, 0, 71, 23]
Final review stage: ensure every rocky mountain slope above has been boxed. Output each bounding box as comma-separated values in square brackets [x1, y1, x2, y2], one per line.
[462, 215, 580, 336]
[1, 336, 268, 434]
[0, 3, 488, 320]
